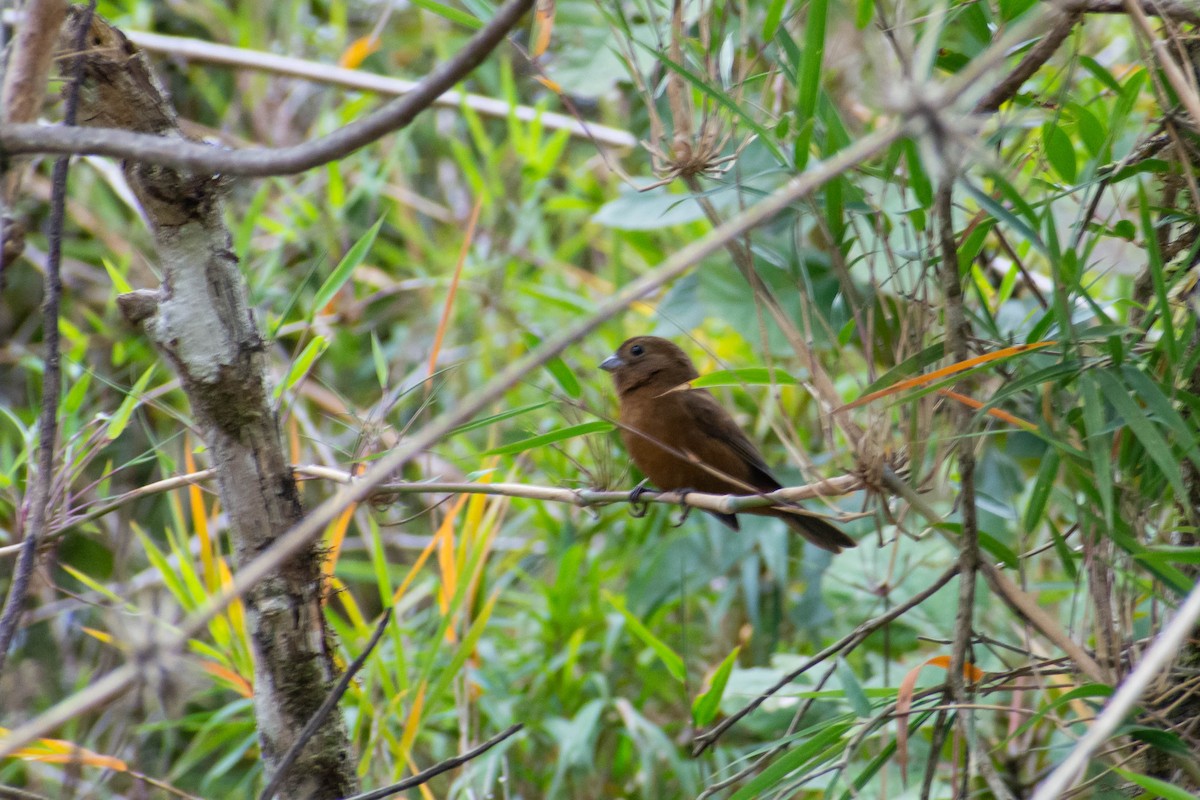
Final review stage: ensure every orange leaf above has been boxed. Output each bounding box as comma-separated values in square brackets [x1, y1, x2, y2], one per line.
[339, 35, 379, 69]
[202, 660, 253, 698]
[937, 388, 1038, 431]
[0, 731, 129, 772]
[322, 501, 356, 583]
[531, 0, 556, 58]
[427, 197, 481, 383]
[896, 655, 986, 783]
[842, 341, 1055, 410]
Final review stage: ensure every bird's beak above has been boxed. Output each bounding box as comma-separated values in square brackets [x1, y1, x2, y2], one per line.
[599, 354, 624, 372]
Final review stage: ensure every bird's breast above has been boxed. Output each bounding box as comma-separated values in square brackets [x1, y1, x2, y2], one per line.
[618, 389, 752, 494]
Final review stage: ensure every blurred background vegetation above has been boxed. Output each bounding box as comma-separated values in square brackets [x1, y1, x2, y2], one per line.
[3, 0, 1200, 797]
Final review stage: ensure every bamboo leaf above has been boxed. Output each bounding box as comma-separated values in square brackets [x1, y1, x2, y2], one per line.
[484, 421, 613, 455]
[312, 216, 384, 314]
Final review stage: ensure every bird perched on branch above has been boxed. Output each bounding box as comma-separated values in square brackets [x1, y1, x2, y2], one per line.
[600, 336, 854, 553]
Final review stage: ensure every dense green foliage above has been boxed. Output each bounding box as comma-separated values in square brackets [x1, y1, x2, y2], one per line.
[3, 0, 1200, 798]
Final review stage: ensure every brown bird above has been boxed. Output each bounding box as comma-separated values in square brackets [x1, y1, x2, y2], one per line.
[600, 336, 854, 553]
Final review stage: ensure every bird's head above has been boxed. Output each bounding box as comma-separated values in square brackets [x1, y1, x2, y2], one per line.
[600, 336, 700, 396]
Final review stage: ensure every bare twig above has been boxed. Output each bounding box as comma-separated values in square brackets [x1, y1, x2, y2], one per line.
[970, 0, 1200, 116]
[0, 0, 66, 128]
[0, 787, 55, 800]
[259, 609, 394, 800]
[1, 468, 864, 558]
[0, 0, 95, 677]
[343, 723, 524, 800]
[1069, 0, 1200, 25]
[1, 0, 67, 273]
[0, 0, 534, 176]
[974, 7, 1082, 114]
[1122, 0, 1200, 132]
[936, 176, 1011, 798]
[118, 29, 634, 149]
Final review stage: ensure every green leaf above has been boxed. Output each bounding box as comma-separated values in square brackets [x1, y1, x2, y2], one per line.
[523, 331, 581, 397]
[904, 138, 933, 208]
[1139, 181, 1178, 364]
[1042, 120, 1077, 183]
[692, 646, 739, 727]
[103, 258, 133, 294]
[691, 368, 799, 388]
[1079, 372, 1114, 527]
[1136, 547, 1200, 565]
[1123, 366, 1200, 471]
[1080, 55, 1122, 93]
[408, 0, 483, 28]
[836, 658, 871, 717]
[730, 721, 851, 800]
[61, 564, 127, 607]
[605, 591, 686, 682]
[484, 421, 614, 456]
[312, 216, 384, 314]
[1067, 102, 1106, 158]
[856, 0, 873, 28]
[106, 365, 156, 442]
[1122, 726, 1193, 756]
[978, 531, 1019, 569]
[964, 181, 1044, 255]
[999, 0, 1038, 20]
[370, 332, 388, 390]
[1114, 768, 1200, 800]
[857, 343, 945, 397]
[794, 0, 828, 171]
[448, 401, 556, 437]
[274, 335, 329, 399]
[1094, 369, 1188, 502]
[64, 369, 93, 416]
[1023, 446, 1059, 532]
[427, 591, 500, 710]
[762, 0, 787, 41]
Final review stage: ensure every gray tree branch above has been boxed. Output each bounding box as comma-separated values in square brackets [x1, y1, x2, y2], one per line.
[0, 0, 535, 176]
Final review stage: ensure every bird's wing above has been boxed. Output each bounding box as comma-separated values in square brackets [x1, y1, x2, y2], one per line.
[682, 389, 782, 491]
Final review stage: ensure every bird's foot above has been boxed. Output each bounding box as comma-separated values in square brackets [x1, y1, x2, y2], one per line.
[628, 479, 650, 518]
[671, 488, 695, 527]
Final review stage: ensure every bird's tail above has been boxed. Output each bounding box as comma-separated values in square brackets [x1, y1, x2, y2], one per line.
[766, 509, 855, 553]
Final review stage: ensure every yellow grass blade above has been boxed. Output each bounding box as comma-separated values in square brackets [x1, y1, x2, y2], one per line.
[339, 35, 379, 70]
[184, 437, 216, 591]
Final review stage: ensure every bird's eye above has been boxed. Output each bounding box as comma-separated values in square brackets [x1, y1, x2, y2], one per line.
[630, 344, 644, 357]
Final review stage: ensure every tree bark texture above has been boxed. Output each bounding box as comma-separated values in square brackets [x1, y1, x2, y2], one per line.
[55, 10, 357, 799]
